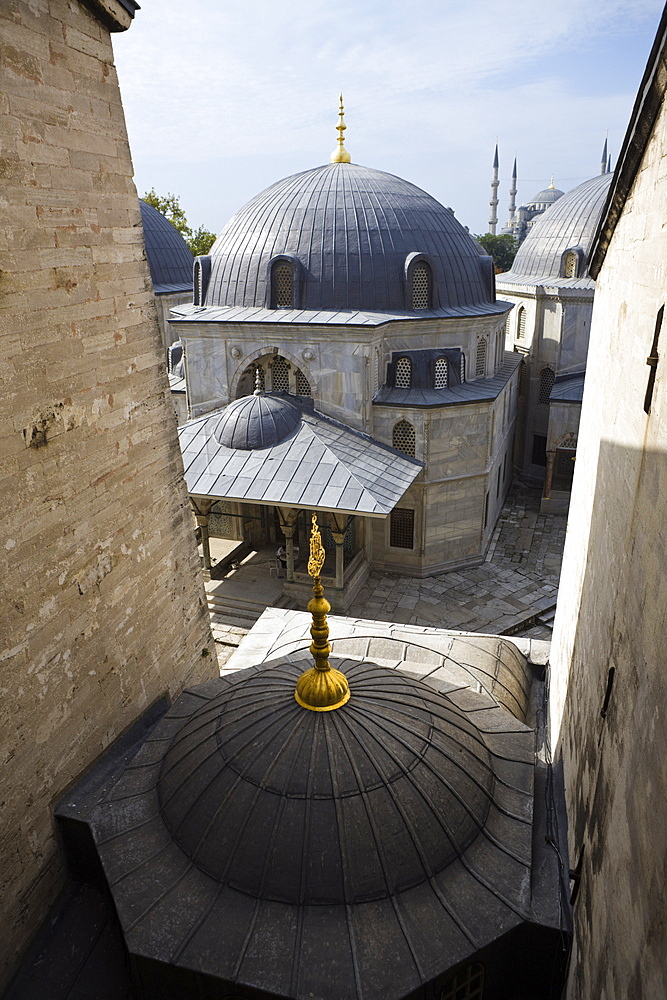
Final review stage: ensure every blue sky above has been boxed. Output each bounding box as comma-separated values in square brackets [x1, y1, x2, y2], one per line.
[113, 0, 664, 238]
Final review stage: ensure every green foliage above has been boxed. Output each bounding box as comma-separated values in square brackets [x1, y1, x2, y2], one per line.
[474, 233, 518, 273]
[142, 189, 216, 256]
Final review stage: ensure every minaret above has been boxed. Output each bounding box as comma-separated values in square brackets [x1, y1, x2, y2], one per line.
[330, 94, 351, 164]
[489, 143, 499, 235]
[600, 136, 608, 175]
[508, 156, 517, 226]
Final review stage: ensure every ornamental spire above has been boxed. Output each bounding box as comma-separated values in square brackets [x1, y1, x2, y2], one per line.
[330, 94, 351, 164]
[294, 514, 350, 711]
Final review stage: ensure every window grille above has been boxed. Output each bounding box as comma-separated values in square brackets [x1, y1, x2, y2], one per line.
[209, 501, 232, 538]
[272, 263, 293, 308]
[412, 262, 431, 309]
[395, 357, 412, 388]
[392, 420, 415, 457]
[518, 360, 527, 397]
[564, 251, 578, 278]
[517, 308, 526, 340]
[539, 366, 555, 404]
[270, 356, 290, 392]
[440, 963, 484, 1000]
[475, 338, 487, 377]
[390, 508, 415, 549]
[194, 261, 202, 305]
[434, 357, 448, 389]
[460, 353, 465, 383]
[295, 367, 311, 396]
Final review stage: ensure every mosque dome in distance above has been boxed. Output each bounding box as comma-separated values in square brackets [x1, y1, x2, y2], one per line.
[203, 162, 496, 314]
[212, 391, 301, 450]
[525, 183, 565, 210]
[505, 171, 614, 282]
[139, 199, 193, 292]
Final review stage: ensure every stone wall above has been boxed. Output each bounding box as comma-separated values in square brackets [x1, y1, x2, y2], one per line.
[0, 0, 215, 985]
[549, 91, 667, 1000]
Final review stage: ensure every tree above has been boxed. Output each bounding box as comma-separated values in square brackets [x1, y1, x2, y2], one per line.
[142, 189, 217, 256]
[474, 233, 518, 273]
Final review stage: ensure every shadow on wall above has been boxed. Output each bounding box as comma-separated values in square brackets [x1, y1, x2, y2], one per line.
[549, 439, 667, 1000]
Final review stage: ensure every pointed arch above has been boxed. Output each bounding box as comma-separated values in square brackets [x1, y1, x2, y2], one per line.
[392, 419, 416, 457]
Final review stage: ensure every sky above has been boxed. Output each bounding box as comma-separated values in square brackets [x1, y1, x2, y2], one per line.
[112, 0, 665, 238]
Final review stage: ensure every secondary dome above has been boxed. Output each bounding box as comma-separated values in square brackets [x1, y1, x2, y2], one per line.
[525, 184, 564, 210]
[212, 392, 301, 449]
[139, 199, 193, 291]
[204, 162, 495, 313]
[158, 658, 495, 904]
[506, 172, 613, 281]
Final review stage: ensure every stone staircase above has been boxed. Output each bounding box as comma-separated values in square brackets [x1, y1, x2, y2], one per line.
[207, 591, 297, 650]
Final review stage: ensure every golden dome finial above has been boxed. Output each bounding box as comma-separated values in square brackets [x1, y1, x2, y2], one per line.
[548, 175, 555, 189]
[294, 514, 350, 711]
[330, 93, 351, 164]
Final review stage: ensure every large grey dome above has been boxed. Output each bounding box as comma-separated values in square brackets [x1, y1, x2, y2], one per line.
[158, 659, 495, 904]
[213, 392, 301, 450]
[506, 172, 613, 281]
[525, 184, 564, 209]
[139, 199, 193, 292]
[204, 162, 496, 313]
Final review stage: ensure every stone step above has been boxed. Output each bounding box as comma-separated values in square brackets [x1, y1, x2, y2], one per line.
[207, 591, 298, 631]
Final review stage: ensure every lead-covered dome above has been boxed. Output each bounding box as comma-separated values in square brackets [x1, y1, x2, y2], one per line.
[505, 172, 613, 282]
[139, 199, 193, 292]
[204, 162, 496, 313]
[212, 392, 301, 450]
[158, 659, 494, 904]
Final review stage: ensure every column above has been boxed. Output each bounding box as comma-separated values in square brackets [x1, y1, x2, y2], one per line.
[543, 451, 556, 499]
[190, 498, 213, 576]
[277, 507, 299, 582]
[327, 512, 351, 589]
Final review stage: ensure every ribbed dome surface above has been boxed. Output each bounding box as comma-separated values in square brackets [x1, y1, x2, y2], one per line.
[158, 659, 494, 904]
[507, 172, 613, 280]
[213, 393, 301, 450]
[205, 162, 494, 312]
[139, 200, 193, 291]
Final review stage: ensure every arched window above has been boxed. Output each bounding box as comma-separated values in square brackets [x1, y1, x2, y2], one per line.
[460, 353, 466, 383]
[392, 419, 415, 457]
[539, 366, 555, 404]
[411, 261, 431, 309]
[517, 307, 526, 340]
[194, 260, 203, 306]
[395, 357, 412, 388]
[271, 262, 293, 308]
[295, 367, 311, 396]
[476, 338, 487, 377]
[270, 356, 290, 392]
[564, 251, 578, 278]
[434, 357, 448, 389]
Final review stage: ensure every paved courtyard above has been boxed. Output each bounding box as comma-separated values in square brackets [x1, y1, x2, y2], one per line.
[354, 483, 567, 639]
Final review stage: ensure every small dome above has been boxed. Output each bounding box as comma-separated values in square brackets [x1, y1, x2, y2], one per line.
[526, 185, 564, 208]
[505, 172, 613, 281]
[205, 162, 495, 313]
[212, 392, 301, 450]
[139, 200, 193, 292]
[158, 659, 494, 904]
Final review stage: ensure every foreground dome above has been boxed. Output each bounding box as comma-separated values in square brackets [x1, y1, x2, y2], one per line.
[212, 392, 301, 449]
[158, 659, 494, 903]
[204, 162, 495, 313]
[506, 172, 613, 281]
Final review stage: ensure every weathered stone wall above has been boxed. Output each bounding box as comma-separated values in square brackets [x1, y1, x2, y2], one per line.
[549, 93, 667, 1000]
[0, 0, 214, 985]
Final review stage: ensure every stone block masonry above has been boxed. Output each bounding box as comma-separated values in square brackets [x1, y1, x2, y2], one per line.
[0, 0, 214, 987]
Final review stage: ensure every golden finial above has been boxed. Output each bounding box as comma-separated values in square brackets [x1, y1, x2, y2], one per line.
[330, 93, 351, 164]
[294, 514, 350, 711]
[548, 175, 555, 189]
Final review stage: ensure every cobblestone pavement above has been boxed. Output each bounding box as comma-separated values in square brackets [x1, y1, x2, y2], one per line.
[354, 483, 567, 639]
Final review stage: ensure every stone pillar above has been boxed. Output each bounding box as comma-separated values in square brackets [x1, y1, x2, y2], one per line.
[191, 498, 213, 576]
[544, 451, 556, 499]
[277, 507, 299, 582]
[327, 512, 352, 589]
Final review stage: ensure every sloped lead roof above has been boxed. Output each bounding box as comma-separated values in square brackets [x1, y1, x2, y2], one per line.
[178, 395, 422, 515]
[205, 162, 495, 313]
[501, 172, 613, 284]
[139, 199, 193, 293]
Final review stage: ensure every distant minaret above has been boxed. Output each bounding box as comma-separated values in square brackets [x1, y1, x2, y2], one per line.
[508, 157, 517, 225]
[600, 136, 608, 175]
[489, 143, 499, 235]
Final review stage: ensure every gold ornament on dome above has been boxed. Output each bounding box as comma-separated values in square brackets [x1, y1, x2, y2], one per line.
[294, 514, 351, 712]
[330, 94, 351, 164]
